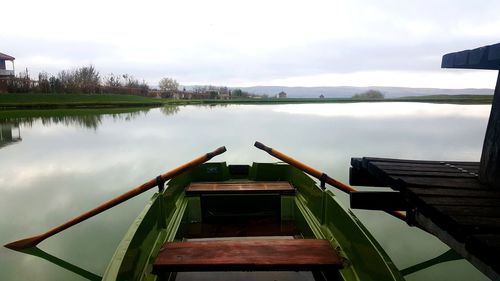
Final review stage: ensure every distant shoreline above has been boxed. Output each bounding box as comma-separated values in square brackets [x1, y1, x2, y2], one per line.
[0, 93, 492, 110]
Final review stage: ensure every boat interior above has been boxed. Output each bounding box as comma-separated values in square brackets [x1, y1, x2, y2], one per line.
[157, 163, 342, 281]
[103, 162, 403, 281]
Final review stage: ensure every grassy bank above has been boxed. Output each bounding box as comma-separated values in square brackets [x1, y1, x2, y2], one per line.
[0, 93, 162, 109]
[395, 94, 493, 104]
[0, 93, 493, 109]
[166, 95, 493, 105]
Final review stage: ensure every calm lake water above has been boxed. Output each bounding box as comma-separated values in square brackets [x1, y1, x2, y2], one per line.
[0, 103, 492, 281]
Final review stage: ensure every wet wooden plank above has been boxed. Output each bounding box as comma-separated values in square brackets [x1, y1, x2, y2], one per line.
[363, 160, 478, 174]
[378, 164, 476, 172]
[352, 158, 480, 187]
[390, 176, 486, 189]
[186, 181, 295, 195]
[408, 200, 500, 240]
[367, 161, 478, 174]
[406, 187, 500, 198]
[433, 205, 500, 218]
[152, 239, 343, 273]
[368, 161, 451, 169]
[415, 195, 500, 207]
[383, 170, 477, 178]
[361, 157, 477, 165]
[361, 157, 434, 164]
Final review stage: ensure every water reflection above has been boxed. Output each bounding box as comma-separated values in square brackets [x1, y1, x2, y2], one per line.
[160, 105, 180, 116]
[0, 108, 153, 130]
[274, 102, 490, 118]
[0, 103, 491, 281]
[0, 123, 21, 149]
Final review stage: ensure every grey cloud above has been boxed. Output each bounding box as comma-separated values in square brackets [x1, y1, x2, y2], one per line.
[2, 0, 500, 86]
[3, 36, 114, 61]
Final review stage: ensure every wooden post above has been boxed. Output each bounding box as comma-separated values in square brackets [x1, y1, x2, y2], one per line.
[479, 71, 500, 186]
[442, 43, 500, 187]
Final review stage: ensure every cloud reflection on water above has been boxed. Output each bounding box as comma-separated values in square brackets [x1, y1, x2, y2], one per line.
[0, 103, 491, 281]
[273, 102, 491, 118]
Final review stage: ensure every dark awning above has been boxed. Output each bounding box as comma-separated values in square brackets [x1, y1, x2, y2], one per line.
[0, 52, 15, 61]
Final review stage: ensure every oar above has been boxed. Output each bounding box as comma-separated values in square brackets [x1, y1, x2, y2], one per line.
[254, 141, 406, 222]
[5, 146, 227, 251]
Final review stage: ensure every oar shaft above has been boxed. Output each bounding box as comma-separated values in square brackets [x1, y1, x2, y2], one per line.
[5, 146, 226, 250]
[255, 141, 356, 194]
[254, 141, 406, 222]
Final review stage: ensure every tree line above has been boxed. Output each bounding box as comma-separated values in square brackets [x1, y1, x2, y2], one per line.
[1, 65, 150, 96]
[352, 89, 385, 99]
[0, 65, 259, 100]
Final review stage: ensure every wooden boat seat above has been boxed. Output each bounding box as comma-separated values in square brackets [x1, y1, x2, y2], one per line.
[185, 181, 295, 195]
[152, 239, 343, 273]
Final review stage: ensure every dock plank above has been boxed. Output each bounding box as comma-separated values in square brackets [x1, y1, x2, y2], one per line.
[390, 176, 487, 189]
[416, 196, 500, 207]
[382, 170, 477, 178]
[431, 206, 500, 217]
[406, 186, 500, 199]
[152, 239, 343, 273]
[349, 156, 500, 279]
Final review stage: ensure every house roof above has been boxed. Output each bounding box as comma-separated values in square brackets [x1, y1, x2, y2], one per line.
[0, 52, 15, 60]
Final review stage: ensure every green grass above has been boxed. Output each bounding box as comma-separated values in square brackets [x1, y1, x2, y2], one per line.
[395, 94, 493, 104]
[0, 93, 162, 109]
[0, 93, 493, 109]
[161, 95, 493, 105]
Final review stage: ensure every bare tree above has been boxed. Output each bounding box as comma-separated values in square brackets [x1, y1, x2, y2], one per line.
[158, 77, 179, 92]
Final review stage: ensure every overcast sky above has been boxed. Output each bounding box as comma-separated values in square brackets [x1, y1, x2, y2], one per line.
[2, 0, 500, 88]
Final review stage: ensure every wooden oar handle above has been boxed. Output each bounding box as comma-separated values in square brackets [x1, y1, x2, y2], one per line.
[255, 141, 353, 192]
[254, 141, 272, 153]
[254, 141, 406, 223]
[206, 146, 227, 160]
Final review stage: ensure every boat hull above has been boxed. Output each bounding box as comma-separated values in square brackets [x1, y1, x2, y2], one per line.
[103, 162, 404, 281]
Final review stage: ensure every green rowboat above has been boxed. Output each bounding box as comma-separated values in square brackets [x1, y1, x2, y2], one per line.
[5, 144, 407, 281]
[102, 162, 404, 281]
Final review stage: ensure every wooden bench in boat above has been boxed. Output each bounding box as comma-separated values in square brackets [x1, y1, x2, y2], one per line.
[185, 181, 295, 195]
[152, 239, 343, 273]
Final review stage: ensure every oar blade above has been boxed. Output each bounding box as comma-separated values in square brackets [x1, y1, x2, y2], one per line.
[4, 235, 44, 251]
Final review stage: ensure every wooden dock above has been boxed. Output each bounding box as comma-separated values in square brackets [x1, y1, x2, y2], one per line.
[349, 42, 500, 280]
[350, 157, 500, 279]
